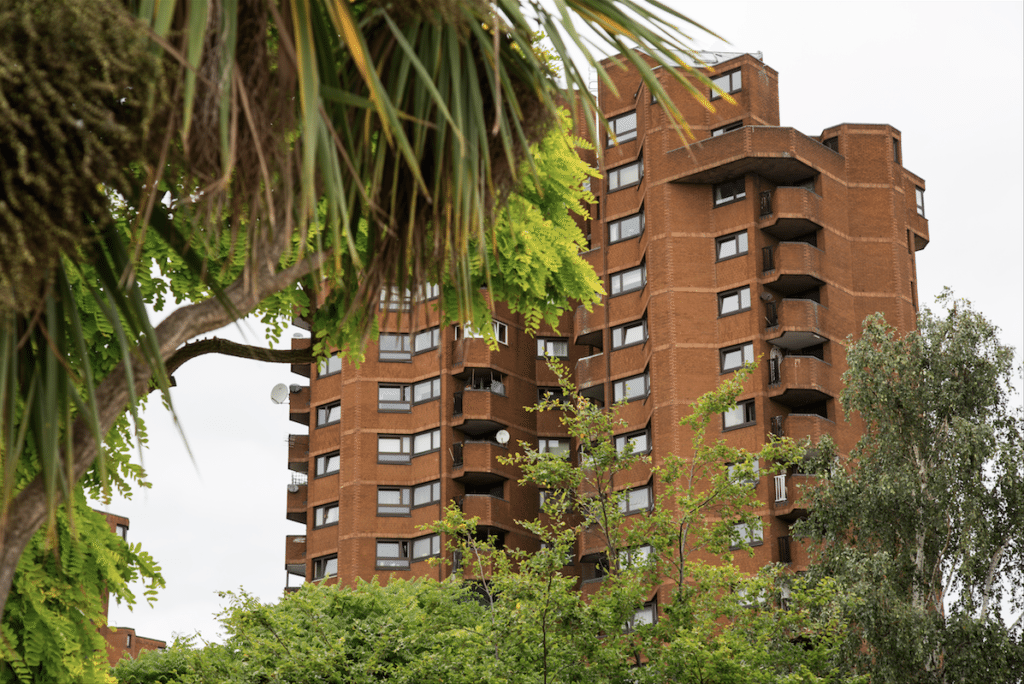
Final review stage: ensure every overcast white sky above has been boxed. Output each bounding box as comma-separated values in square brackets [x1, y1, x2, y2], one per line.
[97, 1, 1024, 645]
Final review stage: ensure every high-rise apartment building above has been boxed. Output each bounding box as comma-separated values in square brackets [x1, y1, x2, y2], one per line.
[282, 51, 929, 600]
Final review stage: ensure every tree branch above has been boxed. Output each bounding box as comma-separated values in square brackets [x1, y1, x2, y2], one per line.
[164, 337, 315, 377]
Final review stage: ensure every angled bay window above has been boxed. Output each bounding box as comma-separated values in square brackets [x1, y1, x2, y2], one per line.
[720, 342, 755, 373]
[723, 399, 756, 430]
[718, 286, 751, 316]
[615, 428, 651, 456]
[376, 540, 410, 570]
[413, 481, 441, 507]
[414, 327, 440, 353]
[613, 370, 650, 403]
[412, 534, 441, 561]
[378, 428, 440, 464]
[316, 401, 341, 427]
[916, 186, 925, 217]
[313, 502, 339, 529]
[539, 438, 570, 455]
[379, 286, 412, 311]
[417, 282, 440, 301]
[379, 333, 412, 362]
[716, 230, 748, 260]
[619, 544, 653, 568]
[713, 178, 746, 206]
[712, 120, 742, 137]
[607, 157, 643, 192]
[377, 487, 411, 516]
[610, 262, 646, 296]
[618, 483, 653, 515]
[731, 519, 764, 549]
[611, 318, 648, 350]
[413, 428, 441, 456]
[312, 554, 337, 580]
[609, 209, 644, 244]
[607, 110, 637, 146]
[537, 338, 568, 358]
[315, 451, 340, 477]
[378, 384, 411, 412]
[625, 601, 657, 631]
[710, 68, 741, 100]
[413, 377, 441, 404]
[458, 320, 508, 345]
[318, 355, 342, 377]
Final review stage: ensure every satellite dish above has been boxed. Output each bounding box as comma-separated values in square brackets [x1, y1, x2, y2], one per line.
[289, 384, 303, 393]
[292, 332, 305, 338]
[495, 429, 510, 445]
[287, 484, 300, 493]
[760, 292, 775, 302]
[270, 383, 289, 404]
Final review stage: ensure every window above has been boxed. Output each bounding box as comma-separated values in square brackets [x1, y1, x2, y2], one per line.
[379, 333, 411, 362]
[716, 231, 748, 260]
[414, 327, 440, 353]
[618, 483, 653, 514]
[731, 519, 764, 549]
[728, 458, 760, 484]
[376, 540, 410, 569]
[710, 69, 741, 99]
[378, 384, 410, 412]
[457, 320, 508, 345]
[712, 120, 742, 137]
[316, 401, 341, 427]
[379, 286, 412, 311]
[718, 286, 751, 316]
[720, 342, 755, 373]
[377, 429, 440, 464]
[607, 158, 644, 192]
[413, 480, 441, 507]
[115, 524, 128, 541]
[723, 399, 756, 430]
[412, 534, 441, 561]
[613, 370, 650, 403]
[892, 137, 901, 164]
[413, 377, 441, 404]
[609, 210, 644, 244]
[464, 371, 505, 395]
[537, 338, 568, 358]
[316, 451, 340, 476]
[611, 318, 647, 349]
[915, 187, 925, 217]
[538, 387, 569, 407]
[313, 502, 339, 528]
[713, 178, 746, 206]
[418, 282, 440, 300]
[318, 355, 342, 377]
[822, 136, 839, 153]
[539, 438, 570, 455]
[615, 428, 651, 456]
[626, 601, 657, 631]
[610, 262, 646, 296]
[377, 487, 410, 516]
[619, 544, 653, 568]
[607, 111, 637, 146]
[313, 554, 338, 580]
[126, 633, 131, 648]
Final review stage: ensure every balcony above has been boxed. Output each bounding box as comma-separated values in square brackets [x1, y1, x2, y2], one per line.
[773, 473, 814, 521]
[451, 337, 502, 371]
[286, 474, 307, 524]
[667, 127, 842, 187]
[452, 385, 513, 437]
[574, 304, 604, 348]
[287, 434, 308, 473]
[290, 336, 312, 378]
[762, 242, 826, 297]
[767, 356, 832, 408]
[576, 353, 606, 405]
[288, 385, 310, 426]
[285, 535, 306, 576]
[758, 186, 824, 240]
[765, 298, 829, 351]
[777, 413, 835, 444]
[451, 441, 518, 483]
[461, 494, 514, 530]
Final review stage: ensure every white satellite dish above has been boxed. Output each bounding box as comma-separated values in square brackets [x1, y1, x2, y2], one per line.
[495, 429, 510, 445]
[270, 383, 290, 404]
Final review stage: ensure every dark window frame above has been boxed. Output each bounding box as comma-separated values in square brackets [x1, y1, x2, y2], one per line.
[611, 317, 648, 350]
[313, 553, 338, 580]
[718, 286, 752, 317]
[716, 230, 749, 261]
[613, 369, 651, 403]
[379, 333, 412, 362]
[723, 399, 757, 431]
[720, 342, 755, 373]
[607, 157, 644, 193]
[608, 208, 645, 244]
[316, 401, 341, 427]
[607, 110, 638, 147]
[413, 327, 440, 354]
[713, 178, 747, 207]
[609, 261, 647, 297]
[317, 355, 342, 377]
[313, 502, 339, 529]
[615, 427, 652, 456]
[375, 540, 411, 570]
[315, 450, 341, 477]
[711, 120, 743, 137]
[710, 69, 741, 100]
[537, 338, 569, 358]
[618, 482, 654, 515]
[915, 187, 925, 218]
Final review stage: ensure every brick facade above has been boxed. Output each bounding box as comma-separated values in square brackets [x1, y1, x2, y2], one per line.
[283, 52, 928, 604]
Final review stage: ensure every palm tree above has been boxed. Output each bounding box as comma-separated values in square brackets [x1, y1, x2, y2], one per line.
[0, 0, 724, 617]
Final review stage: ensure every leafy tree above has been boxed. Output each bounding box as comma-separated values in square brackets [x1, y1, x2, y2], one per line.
[0, 0, 727, 622]
[801, 291, 1024, 683]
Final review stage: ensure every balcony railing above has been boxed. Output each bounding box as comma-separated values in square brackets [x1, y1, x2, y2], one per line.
[770, 415, 785, 437]
[453, 392, 463, 416]
[760, 190, 772, 217]
[768, 357, 781, 386]
[451, 442, 464, 468]
[762, 245, 775, 273]
[778, 535, 792, 564]
[765, 301, 779, 328]
[774, 474, 787, 503]
[291, 471, 308, 486]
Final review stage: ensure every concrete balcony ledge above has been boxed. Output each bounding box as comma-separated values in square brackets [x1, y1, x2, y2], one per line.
[768, 355, 833, 407]
[764, 241, 827, 297]
[461, 494, 514, 529]
[766, 298, 830, 350]
[758, 186, 825, 240]
[667, 127, 844, 186]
